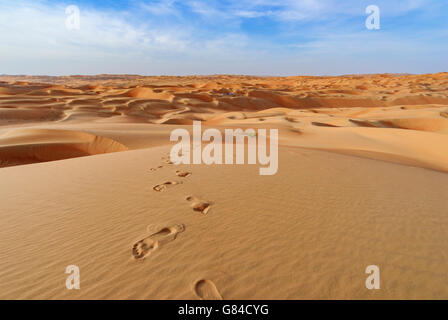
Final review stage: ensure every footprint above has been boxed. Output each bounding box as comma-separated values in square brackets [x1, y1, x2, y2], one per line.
[194, 279, 223, 300]
[176, 170, 191, 178]
[132, 224, 185, 260]
[186, 196, 211, 214]
[153, 181, 181, 192]
[440, 111, 448, 119]
[150, 165, 163, 172]
[161, 156, 174, 165]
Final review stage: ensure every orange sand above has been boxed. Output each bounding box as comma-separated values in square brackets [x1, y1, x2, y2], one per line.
[0, 73, 448, 299]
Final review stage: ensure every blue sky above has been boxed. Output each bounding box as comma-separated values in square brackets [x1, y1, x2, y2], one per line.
[0, 0, 447, 76]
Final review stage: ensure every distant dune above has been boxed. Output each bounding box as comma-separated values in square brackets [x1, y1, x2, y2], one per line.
[0, 73, 448, 299]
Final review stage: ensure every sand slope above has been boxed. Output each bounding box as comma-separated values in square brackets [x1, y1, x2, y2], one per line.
[0, 73, 448, 299]
[1, 146, 448, 299]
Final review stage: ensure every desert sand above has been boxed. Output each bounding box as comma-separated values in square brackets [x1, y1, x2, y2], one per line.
[0, 73, 448, 299]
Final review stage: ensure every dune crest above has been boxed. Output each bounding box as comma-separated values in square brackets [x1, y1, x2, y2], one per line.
[1, 73, 448, 299]
[0, 128, 128, 167]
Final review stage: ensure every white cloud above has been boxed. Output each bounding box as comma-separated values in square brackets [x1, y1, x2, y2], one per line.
[233, 10, 269, 19]
[140, 0, 180, 17]
[182, 0, 442, 22]
[0, 0, 259, 74]
[0, 1, 187, 52]
[0, 0, 445, 75]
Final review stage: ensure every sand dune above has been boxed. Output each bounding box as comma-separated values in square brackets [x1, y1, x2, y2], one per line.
[0, 128, 127, 167]
[0, 73, 448, 299]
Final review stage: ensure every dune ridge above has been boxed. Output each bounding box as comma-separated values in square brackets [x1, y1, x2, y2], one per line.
[1, 73, 447, 171]
[1, 73, 448, 299]
[0, 128, 127, 167]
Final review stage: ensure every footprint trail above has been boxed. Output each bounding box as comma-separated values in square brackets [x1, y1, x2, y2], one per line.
[132, 224, 185, 260]
[186, 196, 212, 214]
[194, 279, 223, 300]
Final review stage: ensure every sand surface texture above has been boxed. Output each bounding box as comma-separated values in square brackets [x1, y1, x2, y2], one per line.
[0, 73, 448, 299]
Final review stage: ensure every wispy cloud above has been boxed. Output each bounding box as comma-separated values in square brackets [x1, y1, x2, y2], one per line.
[0, 0, 446, 75]
[140, 0, 181, 17]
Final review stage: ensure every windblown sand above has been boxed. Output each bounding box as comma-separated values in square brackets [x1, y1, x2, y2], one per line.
[0, 73, 448, 299]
